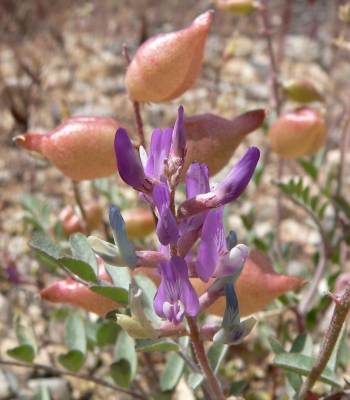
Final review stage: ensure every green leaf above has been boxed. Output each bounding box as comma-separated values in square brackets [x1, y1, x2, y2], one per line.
[310, 195, 319, 212]
[290, 334, 313, 356]
[208, 342, 228, 374]
[66, 315, 86, 353]
[20, 193, 39, 215]
[268, 336, 286, 354]
[58, 350, 85, 373]
[89, 280, 128, 304]
[187, 372, 204, 390]
[7, 345, 35, 363]
[14, 314, 38, 352]
[70, 233, 98, 276]
[230, 380, 249, 395]
[96, 321, 120, 347]
[298, 159, 318, 181]
[160, 352, 185, 392]
[295, 177, 303, 197]
[110, 359, 132, 387]
[133, 274, 162, 322]
[58, 257, 97, 281]
[268, 337, 303, 394]
[39, 384, 52, 400]
[104, 263, 131, 291]
[302, 186, 310, 203]
[274, 353, 341, 387]
[28, 237, 65, 270]
[332, 195, 350, 220]
[23, 215, 46, 232]
[111, 330, 137, 387]
[59, 315, 86, 372]
[135, 339, 179, 353]
[317, 202, 328, 220]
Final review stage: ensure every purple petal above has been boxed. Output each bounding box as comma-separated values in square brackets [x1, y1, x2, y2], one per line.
[196, 209, 224, 282]
[145, 128, 172, 182]
[212, 147, 260, 206]
[153, 184, 179, 246]
[115, 128, 145, 190]
[153, 256, 199, 324]
[170, 106, 186, 158]
[213, 244, 248, 278]
[186, 162, 210, 199]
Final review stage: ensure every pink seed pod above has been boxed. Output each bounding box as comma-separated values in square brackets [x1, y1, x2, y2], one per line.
[184, 109, 265, 177]
[14, 116, 121, 180]
[268, 108, 327, 159]
[214, 0, 259, 15]
[121, 208, 156, 239]
[59, 204, 103, 236]
[282, 79, 325, 103]
[125, 11, 213, 103]
[192, 250, 307, 317]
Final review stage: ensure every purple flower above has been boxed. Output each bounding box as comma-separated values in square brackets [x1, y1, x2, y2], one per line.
[153, 256, 199, 324]
[177, 162, 211, 258]
[153, 184, 179, 246]
[115, 128, 147, 191]
[144, 128, 172, 183]
[196, 207, 248, 282]
[169, 105, 186, 159]
[177, 147, 260, 221]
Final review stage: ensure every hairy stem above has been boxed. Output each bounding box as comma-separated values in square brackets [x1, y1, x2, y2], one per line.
[294, 282, 350, 399]
[0, 359, 147, 400]
[187, 316, 225, 400]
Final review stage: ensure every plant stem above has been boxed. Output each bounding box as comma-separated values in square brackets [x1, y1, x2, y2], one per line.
[187, 316, 225, 400]
[0, 359, 147, 400]
[294, 282, 350, 399]
[122, 43, 145, 149]
[72, 180, 91, 236]
[259, 2, 285, 260]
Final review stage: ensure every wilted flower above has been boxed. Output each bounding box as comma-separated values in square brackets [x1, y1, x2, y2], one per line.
[126, 12, 212, 103]
[15, 116, 121, 180]
[268, 109, 327, 159]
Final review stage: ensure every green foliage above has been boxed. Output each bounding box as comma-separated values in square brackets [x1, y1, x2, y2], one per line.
[135, 339, 180, 352]
[160, 352, 185, 392]
[110, 330, 137, 387]
[88, 280, 129, 304]
[58, 315, 86, 372]
[7, 314, 38, 363]
[273, 353, 341, 387]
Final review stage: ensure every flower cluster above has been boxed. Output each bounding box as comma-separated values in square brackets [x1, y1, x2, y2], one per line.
[89, 106, 260, 343]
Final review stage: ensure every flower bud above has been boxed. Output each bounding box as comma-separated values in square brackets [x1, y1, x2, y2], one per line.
[14, 116, 121, 180]
[282, 79, 325, 103]
[121, 208, 156, 239]
[184, 109, 265, 177]
[125, 11, 212, 103]
[214, 0, 259, 15]
[59, 204, 103, 236]
[268, 109, 327, 159]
